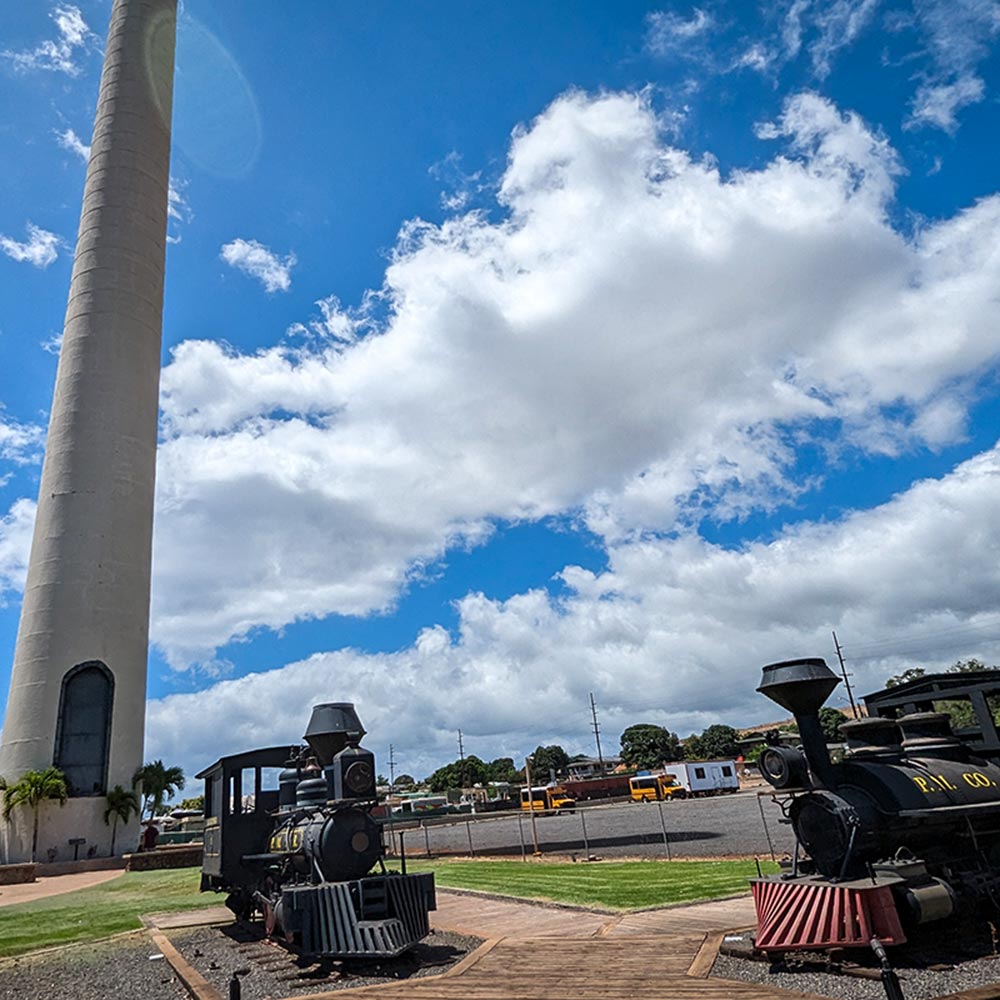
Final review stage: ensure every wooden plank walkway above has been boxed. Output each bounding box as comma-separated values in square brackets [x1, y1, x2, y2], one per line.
[304, 935, 823, 999]
[286, 892, 825, 1000]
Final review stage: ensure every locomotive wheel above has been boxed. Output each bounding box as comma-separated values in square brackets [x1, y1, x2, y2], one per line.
[225, 890, 254, 922]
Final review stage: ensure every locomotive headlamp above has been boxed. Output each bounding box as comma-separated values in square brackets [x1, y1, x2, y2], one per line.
[759, 745, 809, 789]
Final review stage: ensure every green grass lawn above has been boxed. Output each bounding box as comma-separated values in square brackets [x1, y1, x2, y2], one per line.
[0, 867, 209, 958]
[0, 859, 772, 958]
[408, 858, 775, 910]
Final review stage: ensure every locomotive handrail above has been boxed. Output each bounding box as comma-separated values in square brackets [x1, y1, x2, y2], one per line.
[896, 801, 1000, 819]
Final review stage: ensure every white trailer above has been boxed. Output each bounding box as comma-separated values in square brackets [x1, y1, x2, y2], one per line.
[666, 760, 740, 795]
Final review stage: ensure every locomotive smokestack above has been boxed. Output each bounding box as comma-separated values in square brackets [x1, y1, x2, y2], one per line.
[758, 658, 840, 788]
[303, 703, 366, 766]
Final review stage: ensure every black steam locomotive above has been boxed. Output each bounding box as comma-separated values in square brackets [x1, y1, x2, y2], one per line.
[752, 658, 1000, 951]
[198, 703, 435, 959]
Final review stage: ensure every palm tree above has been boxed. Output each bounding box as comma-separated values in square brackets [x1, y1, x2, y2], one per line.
[2, 767, 68, 862]
[103, 784, 140, 856]
[132, 760, 185, 820]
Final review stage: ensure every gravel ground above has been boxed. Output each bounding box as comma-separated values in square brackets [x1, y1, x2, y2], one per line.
[714, 922, 1000, 1000]
[0, 933, 188, 1000]
[169, 923, 483, 1000]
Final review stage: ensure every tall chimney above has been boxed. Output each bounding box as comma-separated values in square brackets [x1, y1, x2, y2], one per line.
[758, 658, 840, 788]
[0, 0, 176, 861]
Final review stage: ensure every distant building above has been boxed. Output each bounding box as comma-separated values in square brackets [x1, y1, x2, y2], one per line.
[567, 756, 623, 780]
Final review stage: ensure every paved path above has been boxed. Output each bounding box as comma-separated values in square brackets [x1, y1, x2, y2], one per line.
[0, 868, 123, 907]
[428, 888, 757, 938]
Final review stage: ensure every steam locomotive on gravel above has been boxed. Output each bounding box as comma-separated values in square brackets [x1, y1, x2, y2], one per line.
[752, 658, 1000, 953]
[198, 703, 435, 959]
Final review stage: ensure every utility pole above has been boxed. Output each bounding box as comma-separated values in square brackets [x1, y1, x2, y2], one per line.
[386, 743, 398, 858]
[832, 630, 860, 718]
[590, 692, 605, 773]
[457, 730, 466, 789]
[387, 744, 397, 796]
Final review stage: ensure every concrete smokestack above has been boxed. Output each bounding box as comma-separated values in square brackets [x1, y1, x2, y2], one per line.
[0, 0, 176, 861]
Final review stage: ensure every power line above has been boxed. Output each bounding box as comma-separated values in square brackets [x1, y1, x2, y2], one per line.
[844, 617, 1000, 657]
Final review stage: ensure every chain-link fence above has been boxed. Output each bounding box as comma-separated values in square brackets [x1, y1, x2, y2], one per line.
[382, 795, 793, 862]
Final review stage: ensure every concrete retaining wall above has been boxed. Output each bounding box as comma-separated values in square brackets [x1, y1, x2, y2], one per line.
[0, 863, 36, 885]
[124, 846, 202, 871]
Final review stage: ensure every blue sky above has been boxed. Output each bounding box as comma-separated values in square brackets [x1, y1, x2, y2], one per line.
[2, 1, 1000, 781]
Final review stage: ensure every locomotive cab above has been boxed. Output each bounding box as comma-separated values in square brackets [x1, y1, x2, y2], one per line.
[199, 746, 290, 893]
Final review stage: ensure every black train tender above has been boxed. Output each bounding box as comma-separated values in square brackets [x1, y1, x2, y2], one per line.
[752, 658, 1000, 952]
[198, 703, 435, 959]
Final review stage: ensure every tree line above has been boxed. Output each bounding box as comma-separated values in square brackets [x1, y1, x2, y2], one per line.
[409, 723, 753, 793]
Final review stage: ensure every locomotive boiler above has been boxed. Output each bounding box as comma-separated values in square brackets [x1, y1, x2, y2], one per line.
[198, 703, 435, 959]
[752, 658, 1000, 952]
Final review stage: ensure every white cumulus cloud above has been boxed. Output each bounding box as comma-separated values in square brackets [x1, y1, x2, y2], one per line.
[145, 90, 1000, 671]
[645, 8, 714, 55]
[0, 500, 36, 606]
[3, 4, 94, 76]
[0, 415, 44, 466]
[54, 127, 90, 162]
[220, 238, 296, 293]
[145, 443, 1000, 780]
[0, 224, 61, 269]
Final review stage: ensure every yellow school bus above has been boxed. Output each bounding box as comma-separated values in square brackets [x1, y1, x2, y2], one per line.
[520, 785, 576, 812]
[629, 773, 687, 802]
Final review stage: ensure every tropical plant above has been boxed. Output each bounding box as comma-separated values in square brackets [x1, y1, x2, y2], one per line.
[620, 724, 683, 770]
[818, 707, 847, 742]
[131, 760, 185, 820]
[103, 784, 140, 856]
[2, 767, 68, 862]
[486, 757, 522, 784]
[685, 724, 741, 761]
[426, 755, 489, 792]
[528, 745, 570, 781]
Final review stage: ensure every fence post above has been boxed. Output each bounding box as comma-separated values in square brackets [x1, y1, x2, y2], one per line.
[517, 814, 527, 861]
[757, 793, 776, 863]
[580, 809, 589, 855]
[422, 820, 431, 858]
[466, 819, 475, 857]
[656, 800, 672, 860]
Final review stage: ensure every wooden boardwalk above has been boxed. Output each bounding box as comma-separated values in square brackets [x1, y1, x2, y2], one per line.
[287, 892, 825, 1000]
[308, 933, 822, 999]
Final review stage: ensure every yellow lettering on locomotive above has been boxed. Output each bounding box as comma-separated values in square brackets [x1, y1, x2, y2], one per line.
[962, 771, 992, 789]
[912, 775, 932, 794]
[290, 830, 302, 850]
[934, 774, 958, 791]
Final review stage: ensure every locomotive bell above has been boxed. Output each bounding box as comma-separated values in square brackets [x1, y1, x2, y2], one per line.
[303, 703, 366, 766]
